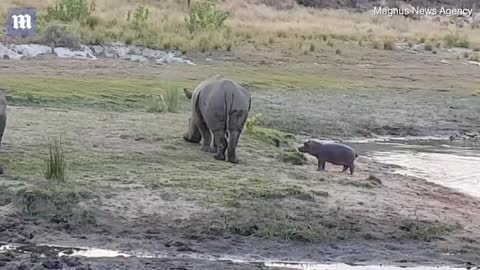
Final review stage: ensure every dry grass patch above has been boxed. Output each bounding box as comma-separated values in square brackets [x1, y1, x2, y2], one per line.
[2, 0, 480, 51]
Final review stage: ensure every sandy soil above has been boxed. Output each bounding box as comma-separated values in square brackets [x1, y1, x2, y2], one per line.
[0, 105, 479, 270]
[0, 45, 479, 269]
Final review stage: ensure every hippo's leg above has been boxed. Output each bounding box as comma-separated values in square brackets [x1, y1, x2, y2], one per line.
[317, 160, 326, 171]
[349, 164, 355, 175]
[212, 129, 227, 161]
[226, 129, 241, 163]
[341, 165, 348, 173]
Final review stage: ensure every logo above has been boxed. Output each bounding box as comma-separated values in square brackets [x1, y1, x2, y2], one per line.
[7, 7, 37, 37]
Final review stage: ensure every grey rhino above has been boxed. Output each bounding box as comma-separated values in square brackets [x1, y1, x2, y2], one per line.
[183, 75, 251, 163]
[0, 90, 7, 174]
[298, 139, 358, 175]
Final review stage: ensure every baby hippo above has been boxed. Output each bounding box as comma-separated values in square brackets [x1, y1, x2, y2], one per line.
[298, 139, 358, 175]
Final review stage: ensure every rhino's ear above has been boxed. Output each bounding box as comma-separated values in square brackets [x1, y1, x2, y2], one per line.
[183, 88, 193, 100]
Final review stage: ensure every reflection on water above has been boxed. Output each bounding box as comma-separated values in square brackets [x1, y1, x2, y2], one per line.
[58, 248, 132, 258]
[266, 262, 476, 270]
[356, 139, 480, 198]
[1, 244, 478, 270]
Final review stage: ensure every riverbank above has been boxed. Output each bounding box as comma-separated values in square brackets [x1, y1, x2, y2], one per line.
[0, 42, 479, 269]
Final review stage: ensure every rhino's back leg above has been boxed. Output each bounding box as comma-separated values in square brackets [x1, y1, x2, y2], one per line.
[212, 129, 227, 161]
[0, 113, 6, 147]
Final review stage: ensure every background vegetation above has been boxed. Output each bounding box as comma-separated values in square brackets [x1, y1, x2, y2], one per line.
[0, 0, 478, 53]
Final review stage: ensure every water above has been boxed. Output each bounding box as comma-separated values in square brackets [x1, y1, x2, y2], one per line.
[1, 138, 479, 269]
[1, 243, 477, 270]
[349, 138, 480, 198]
[266, 262, 477, 270]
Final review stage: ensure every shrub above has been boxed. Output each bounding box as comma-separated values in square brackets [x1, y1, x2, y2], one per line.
[280, 149, 307, 165]
[164, 87, 179, 113]
[85, 15, 100, 29]
[44, 0, 95, 23]
[45, 137, 66, 183]
[372, 40, 381, 49]
[246, 113, 265, 133]
[309, 43, 315, 52]
[41, 21, 81, 48]
[443, 34, 470, 48]
[471, 54, 480, 62]
[146, 96, 166, 113]
[424, 43, 433, 51]
[327, 40, 334, 47]
[130, 4, 150, 30]
[335, 49, 342, 55]
[187, 1, 229, 32]
[383, 40, 395, 50]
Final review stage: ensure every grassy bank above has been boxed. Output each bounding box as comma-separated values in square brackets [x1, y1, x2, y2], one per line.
[1, 0, 479, 53]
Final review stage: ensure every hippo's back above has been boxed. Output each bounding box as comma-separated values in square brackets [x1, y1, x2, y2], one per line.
[320, 143, 356, 165]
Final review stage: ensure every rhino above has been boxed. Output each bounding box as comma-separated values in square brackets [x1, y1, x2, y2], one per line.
[183, 75, 251, 163]
[0, 90, 7, 174]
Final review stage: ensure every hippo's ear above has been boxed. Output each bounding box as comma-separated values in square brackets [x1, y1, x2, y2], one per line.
[183, 88, 193, 100]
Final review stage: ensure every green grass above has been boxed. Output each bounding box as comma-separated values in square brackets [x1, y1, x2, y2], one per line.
[0, 75, 191, 111]
[45, 137, 67, 183]
[397, 221, 463, 241]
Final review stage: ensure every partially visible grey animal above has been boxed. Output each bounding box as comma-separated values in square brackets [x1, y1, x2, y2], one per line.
[0, 90, 7, 175]
[298, 139, 358, 175]
[183, 75, 251, 163]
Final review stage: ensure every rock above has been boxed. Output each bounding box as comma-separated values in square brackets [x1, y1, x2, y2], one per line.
[32, 264, 47, 270]
[90, 45, 104, 55]
[42, 260, 61, 269]
[127, 45, 143, 55]
[472, 13, 480, 28]
[440, 59, 449, 64]
[12, 44, 52, 57]
[0, 43, 22, 60]
[128, 55, 148, 63]
[54, 47, 97, 60]
[467, 61, 480, 66]
[142, 48, 167, 59]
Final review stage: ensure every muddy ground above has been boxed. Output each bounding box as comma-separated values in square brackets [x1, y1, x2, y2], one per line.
[0, 44, 479, 270]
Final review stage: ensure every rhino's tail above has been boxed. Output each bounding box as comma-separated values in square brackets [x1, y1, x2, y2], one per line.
[355, 153, 359, 158]
[224, 82, 235, 135]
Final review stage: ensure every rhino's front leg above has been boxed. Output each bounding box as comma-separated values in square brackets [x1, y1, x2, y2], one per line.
[196, 116, 212, 152]
[183, 116, 202, 143]
[212, 129, 227, 161]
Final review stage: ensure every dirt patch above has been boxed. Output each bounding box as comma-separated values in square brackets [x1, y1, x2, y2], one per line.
[0, 106, 479, 269]
[0, 45, 479, 268]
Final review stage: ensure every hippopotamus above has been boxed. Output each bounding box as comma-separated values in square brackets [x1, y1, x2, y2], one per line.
[0, 90, 7, 174]
[183, 75, 251, 163]
[298, 139, 358, 175]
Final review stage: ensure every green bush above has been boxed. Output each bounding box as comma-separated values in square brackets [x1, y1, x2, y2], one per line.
[187, 1, 229, 32]
[41, 20, 81, 48]
[146, 96, 167, 113]
[443, 34, 470, 48]
[164, 87, 179, 113]
[129, 4, 150, 30]
[383, 40, 395, 50]
[45, 137, 66, 183]
[44, 0, 95, 23]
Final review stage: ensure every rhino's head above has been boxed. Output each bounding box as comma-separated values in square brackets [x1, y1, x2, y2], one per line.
[183, 88, 193, 100]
